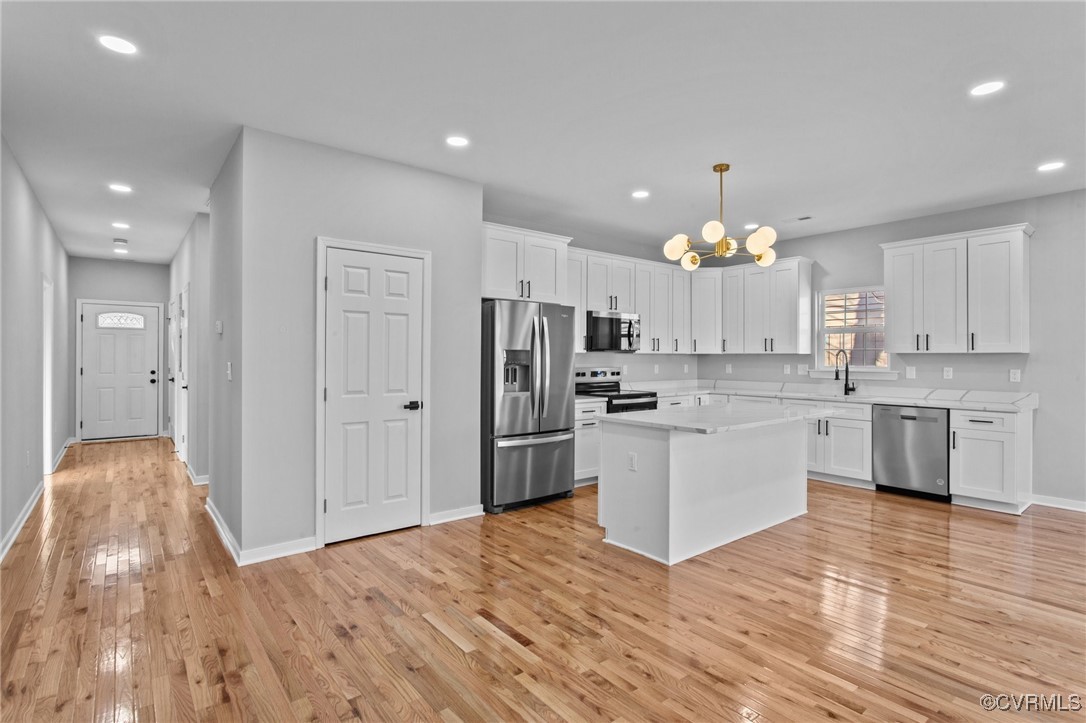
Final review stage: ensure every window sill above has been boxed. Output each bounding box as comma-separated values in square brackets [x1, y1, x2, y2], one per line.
[809, 369, 900, 381]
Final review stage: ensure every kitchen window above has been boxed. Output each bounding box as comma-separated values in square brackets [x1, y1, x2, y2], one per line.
[818, 288, 887, 370]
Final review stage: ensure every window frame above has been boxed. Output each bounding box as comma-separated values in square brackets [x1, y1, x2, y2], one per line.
[815, 286, 890, 372]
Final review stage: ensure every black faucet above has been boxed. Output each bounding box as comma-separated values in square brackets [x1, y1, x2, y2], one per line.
[833, 350, 857, 396]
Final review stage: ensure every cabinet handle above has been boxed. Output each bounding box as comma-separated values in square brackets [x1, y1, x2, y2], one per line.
[527, 280, 531, 298]
[925, 333, 930, 351]
[694, 339, 697, 353]
[722, 339, 726, 353]
[764, 338, 768, 352]
[916, 333, 920, 351]
[825, 420, 830, 436]
[674, 339, 678, 352]
[582, 422, 598, 427]
[770, 338, 774, 352]
[970, 332, 975, 351]
[952, 431, 956, 449]
[817, 419, 822, 435]
[519, 280, 524, 298]
[967, 419, 995, 424]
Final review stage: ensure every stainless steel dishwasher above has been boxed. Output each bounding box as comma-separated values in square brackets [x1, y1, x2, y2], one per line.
[873, 405, 950, 498]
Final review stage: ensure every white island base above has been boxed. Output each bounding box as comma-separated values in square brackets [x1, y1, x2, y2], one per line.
[599, 407, 826, 565]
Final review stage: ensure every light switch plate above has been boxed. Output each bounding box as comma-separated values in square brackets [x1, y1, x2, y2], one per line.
[216, 320, 223, 335]
[683, 364, 688, 373]
[627, 452, 638, 471]
[227, 361, 233, 381]
[1009, 369, 1021, 382]
[943, 367, 953, 380]
[654, 364, 659, 375]
[906, 366, 916, 379]
[725, 363, 732, 374]
[783, 364, 791, 375]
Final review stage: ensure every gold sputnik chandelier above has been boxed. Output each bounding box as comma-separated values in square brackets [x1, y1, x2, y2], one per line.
[663, 163, 778, 270]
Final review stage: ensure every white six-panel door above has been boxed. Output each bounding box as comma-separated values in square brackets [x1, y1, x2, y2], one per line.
[325, 248, 424, 543]
[81, 302, 160, 440]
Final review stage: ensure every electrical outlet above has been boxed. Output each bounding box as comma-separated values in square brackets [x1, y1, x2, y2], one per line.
[943, 367, 953, 380]
[683, 364, 688, 373]
[653, 364, 659, 375]
[227, 361, 233, 381]
[26, 450, 30, 467]
[798, 364, 808, 376]
[783, 364, 791, 375]
[1009, 369, 1021, 382]
[627, 452, 638, 471]
[215, 320, 223, 335]
[622, 364, 628, 375]
[906, 366, 916, 379]
[725, 363, 732, 374]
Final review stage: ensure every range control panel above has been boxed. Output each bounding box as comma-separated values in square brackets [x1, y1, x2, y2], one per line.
[575, 367, 623, 380]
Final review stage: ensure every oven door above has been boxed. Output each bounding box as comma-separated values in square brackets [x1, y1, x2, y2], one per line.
[608, 396, 658, 414]
[587, 312, 640, 352]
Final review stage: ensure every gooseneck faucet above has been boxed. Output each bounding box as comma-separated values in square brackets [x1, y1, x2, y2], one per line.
[833, 350, 857, 396]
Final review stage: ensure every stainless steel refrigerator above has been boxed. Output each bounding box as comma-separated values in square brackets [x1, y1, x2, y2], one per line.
[482, 299, 576, 513]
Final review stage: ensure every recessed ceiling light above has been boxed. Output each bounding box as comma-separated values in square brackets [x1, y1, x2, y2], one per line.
[445, 136, 470, 148]
[631, 190, 650, 199]
[112, 222, 130, 229]
[744, 223, 758, 230]
[1037, 161, 1065, 172]
[113, 247, 129, 254]
[109, 183, 132, 193]
[98, 35, 137, 55]
[970, 80, 1005, 96]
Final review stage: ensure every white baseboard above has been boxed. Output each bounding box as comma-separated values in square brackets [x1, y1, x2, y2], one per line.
[0, 479, 45, 562]
[575, 477, 598, 488]
[185, 462, 208, 486]
[1031, 494, 1086, 513]
[428, 504, 484, 525]
[950, 495, 1029, 516]
[205, 498, 242, 566]
[204, 499, 315, 566]
[193, 474, 209, 486]
[50, 437, 76, 473]
[807, 473, 875, 490]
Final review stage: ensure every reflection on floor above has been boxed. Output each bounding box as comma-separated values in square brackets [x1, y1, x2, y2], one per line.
[2, 437, 1084, 721]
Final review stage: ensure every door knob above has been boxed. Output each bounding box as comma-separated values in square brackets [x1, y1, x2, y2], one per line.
[150, 370, 157, 375]
[403, 401, 422, 411]
[182, 385, 189, 390]
[168, 377, 176, 382]
[150, 378, 157, 384]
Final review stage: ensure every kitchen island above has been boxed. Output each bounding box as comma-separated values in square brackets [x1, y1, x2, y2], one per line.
[598, 405, 833, 565]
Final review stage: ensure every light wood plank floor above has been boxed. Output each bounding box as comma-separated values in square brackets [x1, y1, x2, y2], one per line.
[2, 438, 1084, 721]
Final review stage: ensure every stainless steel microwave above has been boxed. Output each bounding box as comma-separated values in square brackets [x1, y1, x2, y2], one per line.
[586, 311, 640, 352]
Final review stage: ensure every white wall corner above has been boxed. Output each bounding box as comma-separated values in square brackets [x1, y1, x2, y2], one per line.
[204, 498, 242, 566]
[427, 504, 484, 526]
[237, 537, 318, 566]
[50, 437, 76, 474]
[186, 463, 208, 486]
[1031, 494, 1086, 513]
[0, 479, 45, 562]
[193, 474, 209, 486]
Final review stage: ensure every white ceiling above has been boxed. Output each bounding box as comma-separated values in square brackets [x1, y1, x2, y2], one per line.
[3, 2, 1083, 264]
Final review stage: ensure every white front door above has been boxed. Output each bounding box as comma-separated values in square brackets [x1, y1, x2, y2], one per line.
[325, 248, 424, 543]
[81, 302, 160, 440]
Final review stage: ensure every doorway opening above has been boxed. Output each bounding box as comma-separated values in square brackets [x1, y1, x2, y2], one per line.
[42, 276, 53, 474]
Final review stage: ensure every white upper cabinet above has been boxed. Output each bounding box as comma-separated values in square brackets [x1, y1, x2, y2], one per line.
[634, 263, 659, 353]
[743, 257, 812, 354]
[566, 250, 588, 353]
[670, 268, 691, 354]
[690, 269, 722, 354]
[585, 253, 635, 312]
[482, 223, 569, 304]
[881, 224, 1032, 354]
[721, 267, 745, 354]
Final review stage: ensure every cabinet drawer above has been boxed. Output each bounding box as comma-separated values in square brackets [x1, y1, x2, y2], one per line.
[575, 404, 605, 420]
[823, 402, 871, 421]
[575, 418, 601, 430]
[951, 410, 1016, 433]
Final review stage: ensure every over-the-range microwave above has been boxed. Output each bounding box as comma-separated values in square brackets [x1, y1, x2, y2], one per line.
[586, 310, 640, 352]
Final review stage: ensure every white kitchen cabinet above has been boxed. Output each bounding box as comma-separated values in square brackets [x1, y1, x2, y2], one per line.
[574, 400, 606, 480]
[730, 394, 780, 407]
[566, 250, 588, 353]
[660, 394, 695, 408]
[483, 223, 569, 303]
[822, 417, 872, 480]
[721, 267, 745, 354]
[881, 224, 1032, 354]
[585, 253, 634, 312]
[634, 263, 659, 354]
[949, 411, 1018, 503]
[690, 269, 722, 354]
[651, 266, 672, 353]
[742, 257, 812, 354]
[670, 269, 691, 353]
[696, 393, 729, 406]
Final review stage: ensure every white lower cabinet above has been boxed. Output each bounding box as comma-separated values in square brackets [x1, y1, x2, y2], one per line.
[574, 401, 606, 480]
[783, 399, 872, 481]
[730, 395, 779, 408]
[660, 394, 696, 408]
[950, 411, 1017, 503]
[696, 393, 729, 406]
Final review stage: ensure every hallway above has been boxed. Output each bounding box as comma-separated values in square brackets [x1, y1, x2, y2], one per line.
[2, 440, 1085, 721]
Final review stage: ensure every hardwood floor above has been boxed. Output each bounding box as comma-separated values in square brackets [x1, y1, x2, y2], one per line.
[2, 438, 1083, 722]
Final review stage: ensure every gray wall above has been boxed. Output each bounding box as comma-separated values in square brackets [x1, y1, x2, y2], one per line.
[68, 256, 171, 436]
[208, 135, 245, 542]
[228, 127, 483, 550]
[698, 189, 1086, 503]
[1, 137, 71, 549]
[169, 213, 211, 479]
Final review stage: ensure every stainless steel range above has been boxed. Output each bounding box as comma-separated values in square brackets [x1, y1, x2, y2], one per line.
[575, 367, 658, 413]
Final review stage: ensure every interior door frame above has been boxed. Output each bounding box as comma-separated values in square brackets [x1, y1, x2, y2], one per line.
[314, 237, 433, 548]
[75, 298, 165, 442]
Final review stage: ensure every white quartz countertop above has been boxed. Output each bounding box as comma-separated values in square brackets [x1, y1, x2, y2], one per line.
[623, 380, 1038, 412]
[599, 405, 833, 434]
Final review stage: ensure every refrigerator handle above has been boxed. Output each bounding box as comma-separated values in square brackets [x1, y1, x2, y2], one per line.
[542, 316, 551, 419]
[531, 315, 541, 417]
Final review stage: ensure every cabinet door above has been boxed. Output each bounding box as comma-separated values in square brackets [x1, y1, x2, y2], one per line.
[567, 251, 588, 353]
[611, 259, 636, 312]
[671, 269, 690, 353]
[690, 270, 722, 354]
[950, 429, 1015, 502]
[574, 421, 602, 480]
[968, 231, 1028, 353]
[743, 266, 771, 352]
[768, 260, 799, 353]
[883, 245, 923, 353]
[483, 227, 524, 300]
[522, 235, 566, 303]
[721, 267, 745, 354]
[823, 418, 872, 481]
[585, 255, 612, 311]
[634, 263, 656, 353]
[922, 239, 968, 352]
[651, 267, 672, 352]
[806, 419, 825, 472]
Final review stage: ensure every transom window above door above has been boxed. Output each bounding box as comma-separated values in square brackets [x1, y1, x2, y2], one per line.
[97, 311, 145, 329]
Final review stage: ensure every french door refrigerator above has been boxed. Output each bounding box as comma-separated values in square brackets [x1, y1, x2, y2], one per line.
[482, 299, 576, 513]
